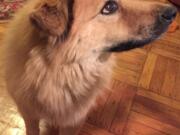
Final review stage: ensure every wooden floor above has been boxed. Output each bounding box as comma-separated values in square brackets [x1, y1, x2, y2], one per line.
[0, 8, 180, 135]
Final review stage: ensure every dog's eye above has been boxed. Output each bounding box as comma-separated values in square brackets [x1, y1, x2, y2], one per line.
[101, 1, 118, 15]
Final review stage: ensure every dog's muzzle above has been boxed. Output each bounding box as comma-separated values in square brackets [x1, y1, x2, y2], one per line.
[160, 6, 177, 23]
[106, 5, 177, 53]
[154, 5, 177, 35]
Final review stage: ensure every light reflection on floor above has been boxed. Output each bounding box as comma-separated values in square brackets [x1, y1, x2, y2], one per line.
[0, 77, 25, 135]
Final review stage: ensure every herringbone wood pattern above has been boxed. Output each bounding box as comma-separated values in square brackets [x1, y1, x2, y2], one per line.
[0, 6, 179, 135]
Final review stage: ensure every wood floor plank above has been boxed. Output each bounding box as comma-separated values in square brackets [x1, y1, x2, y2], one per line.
[110, 83, 137, 134]
[173, 64, 180, 101]
[123, 129, 142, 135]
[80, 123, 114, 135]
[113, 66, 139, 86]
[138, 53, 157, 89]
[129, 111, 180, 135]
[113, 48, 147, 86]
[151, 47, 180, 61]
[125, 119, 167, 135]
[151, 34, 180, 61]
[139, 53, 180, 101]
[137, 89, 180, 111]
[161, 59, 179, 97]
[132, 95, 180, 129]
[149, 55, 167, 93]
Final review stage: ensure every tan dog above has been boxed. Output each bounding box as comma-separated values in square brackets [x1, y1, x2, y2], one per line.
[3, 0, 177, 135]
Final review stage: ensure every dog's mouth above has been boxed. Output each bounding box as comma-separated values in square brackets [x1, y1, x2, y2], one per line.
[105, 37, 155, 52]
[105, 23, 163, 53]
[105, 21, 171, 53]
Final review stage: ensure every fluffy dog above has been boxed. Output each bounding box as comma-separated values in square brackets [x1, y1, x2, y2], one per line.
[3, 0, 177, 135]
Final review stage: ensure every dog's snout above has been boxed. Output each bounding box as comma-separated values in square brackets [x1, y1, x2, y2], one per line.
[160, 6, 177, 22]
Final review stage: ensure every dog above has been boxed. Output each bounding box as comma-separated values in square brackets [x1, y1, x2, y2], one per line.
[3, 0, 177, 135]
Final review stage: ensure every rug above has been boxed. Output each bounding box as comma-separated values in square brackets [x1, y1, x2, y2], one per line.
[0, 0, 25, 22]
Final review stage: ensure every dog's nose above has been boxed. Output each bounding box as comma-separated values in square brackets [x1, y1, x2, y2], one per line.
[160, 6, 177, 22]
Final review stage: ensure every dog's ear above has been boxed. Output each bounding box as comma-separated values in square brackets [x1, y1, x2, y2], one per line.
[30, 0, 69, 37]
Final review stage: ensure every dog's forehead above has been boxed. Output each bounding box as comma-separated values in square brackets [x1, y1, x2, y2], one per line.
[74, 0, 103, 6]
[73, 0, 105, 20]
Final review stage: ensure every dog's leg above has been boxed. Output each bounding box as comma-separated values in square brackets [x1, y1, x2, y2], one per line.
[20, 112, 40, 135]
[17, 106, 40, 135]
[44, 123, 59, 135]
[24, 117, 40, 135]
[59, 120, 85, 135]
[59, 125, 81, 135]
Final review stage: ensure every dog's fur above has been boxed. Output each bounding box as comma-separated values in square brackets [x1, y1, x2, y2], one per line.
[3, 0, 176, 135]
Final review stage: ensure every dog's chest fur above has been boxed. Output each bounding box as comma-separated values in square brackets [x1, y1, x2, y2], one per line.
[22, 47, 113, 126]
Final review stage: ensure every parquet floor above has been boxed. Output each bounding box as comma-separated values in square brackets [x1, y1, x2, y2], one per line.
[0, 7, 180, 135]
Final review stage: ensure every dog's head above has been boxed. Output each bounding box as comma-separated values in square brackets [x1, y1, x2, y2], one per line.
[30, 0, 177, 59]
